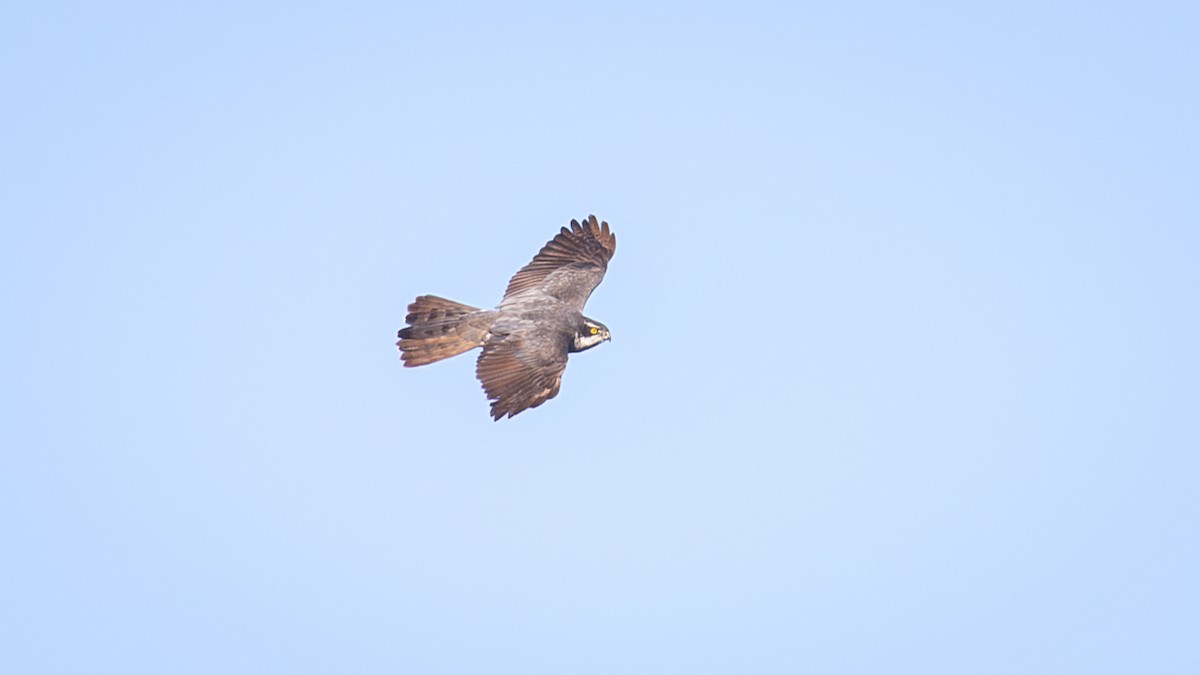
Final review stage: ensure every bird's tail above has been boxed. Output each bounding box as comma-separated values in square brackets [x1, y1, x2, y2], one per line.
[397, 295, 496, 367]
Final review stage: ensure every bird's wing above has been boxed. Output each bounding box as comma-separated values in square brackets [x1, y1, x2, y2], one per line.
[475, 330, 569, 420]
[501, 215, 616, 312]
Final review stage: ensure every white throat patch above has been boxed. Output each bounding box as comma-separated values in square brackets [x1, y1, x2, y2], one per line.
[573, 331, 608, 351]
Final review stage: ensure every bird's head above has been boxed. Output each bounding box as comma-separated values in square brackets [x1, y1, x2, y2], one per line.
[571, 317, 611, 352]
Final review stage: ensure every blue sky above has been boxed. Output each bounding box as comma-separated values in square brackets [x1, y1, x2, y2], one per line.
[2, 2, 1197, 673]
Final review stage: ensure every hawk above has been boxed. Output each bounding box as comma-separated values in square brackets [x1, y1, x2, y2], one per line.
[397, 215, 616, 420]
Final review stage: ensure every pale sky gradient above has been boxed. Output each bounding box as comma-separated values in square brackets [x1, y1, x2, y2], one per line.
[2, 3, 1198, 674]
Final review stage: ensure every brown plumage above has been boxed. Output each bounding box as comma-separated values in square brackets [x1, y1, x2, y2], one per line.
[397, 296, 495, 367]
[397, 215, 616, 419]
[503, 216, 616, 304]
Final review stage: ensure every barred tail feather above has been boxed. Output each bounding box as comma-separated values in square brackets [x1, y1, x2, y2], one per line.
[397, 295, 494, 367]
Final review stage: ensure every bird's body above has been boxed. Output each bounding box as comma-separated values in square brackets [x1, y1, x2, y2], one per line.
[397, 216, 616, 419]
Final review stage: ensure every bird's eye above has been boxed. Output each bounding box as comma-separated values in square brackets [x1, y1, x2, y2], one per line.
[589, 327, 599, 335]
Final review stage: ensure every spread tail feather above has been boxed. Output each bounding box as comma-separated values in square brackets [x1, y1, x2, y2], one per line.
[397, 295, 495, 367]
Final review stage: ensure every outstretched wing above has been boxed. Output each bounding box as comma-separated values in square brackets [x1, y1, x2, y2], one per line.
[475, 330, 569, 420]
[502, 215, 616, 312]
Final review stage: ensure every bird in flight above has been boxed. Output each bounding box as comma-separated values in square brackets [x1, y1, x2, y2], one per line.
[397, 215, 616, 420]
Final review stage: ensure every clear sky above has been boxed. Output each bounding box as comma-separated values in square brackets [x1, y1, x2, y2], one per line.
[2, 2, 1197, 673]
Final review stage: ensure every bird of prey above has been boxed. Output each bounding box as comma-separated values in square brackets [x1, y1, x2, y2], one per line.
[396, 215, 616, 420]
